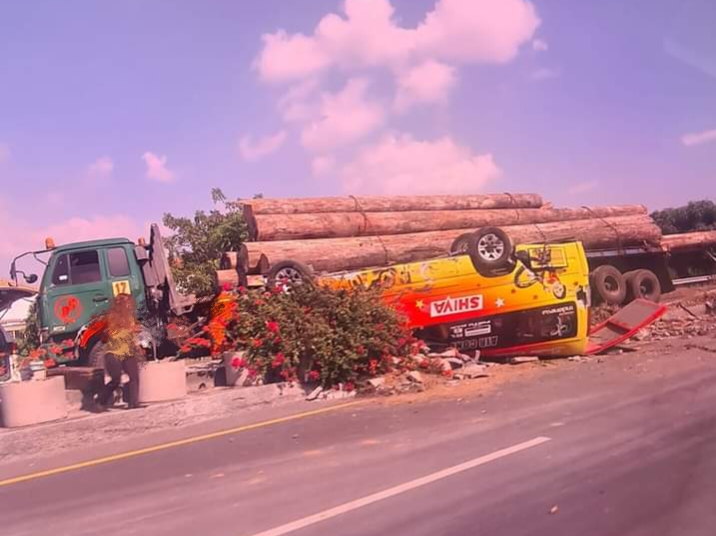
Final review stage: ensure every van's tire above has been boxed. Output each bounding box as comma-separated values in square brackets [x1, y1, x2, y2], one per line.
[590, 265, 627, 305]
[450, 232, 474, 255]
[267, 260, 314, 290]
[627, 269, 662, 303]
[466, 227, 514, 277]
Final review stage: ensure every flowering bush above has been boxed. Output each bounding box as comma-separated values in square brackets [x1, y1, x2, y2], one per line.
[187, 284, 418, 388]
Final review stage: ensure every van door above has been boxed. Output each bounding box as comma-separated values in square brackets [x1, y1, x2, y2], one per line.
[45, 249, 112, 337]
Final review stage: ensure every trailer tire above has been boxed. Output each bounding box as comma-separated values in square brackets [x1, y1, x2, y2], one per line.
[267, 260, 314, 290]
[466, 227, 514, 277]
[627, 269, 662, 303]
[590, 265, 627, 305]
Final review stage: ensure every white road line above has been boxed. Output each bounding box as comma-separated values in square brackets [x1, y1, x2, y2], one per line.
[249, 436, 552, 536]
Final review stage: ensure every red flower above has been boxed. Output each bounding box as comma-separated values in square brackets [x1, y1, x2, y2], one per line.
[307, 370, 320, 381]
[222, 283, 233, 291]
[356, 345, 366, 356]
[272, 353, 286, 368]
[344, 382, 355, 392]
[266, 321, 280, 334]
[251, 338, 263, 348]
[230, 356, 246, 369]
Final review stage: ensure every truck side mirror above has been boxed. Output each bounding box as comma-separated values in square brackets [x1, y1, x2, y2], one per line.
[24, 274, 38, 284]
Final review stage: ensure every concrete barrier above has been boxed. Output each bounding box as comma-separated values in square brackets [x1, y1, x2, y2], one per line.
[0, 376, 68, 428]
[137, 360, 187, 404]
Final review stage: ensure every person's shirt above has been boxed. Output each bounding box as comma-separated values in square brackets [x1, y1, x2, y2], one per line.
[106, 321, 138, 359]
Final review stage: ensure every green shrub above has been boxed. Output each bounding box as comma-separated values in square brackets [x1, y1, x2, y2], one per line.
[186, 284, 418, 388]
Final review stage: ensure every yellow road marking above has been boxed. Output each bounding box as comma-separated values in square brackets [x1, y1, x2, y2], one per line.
[0, 402, 360, 488]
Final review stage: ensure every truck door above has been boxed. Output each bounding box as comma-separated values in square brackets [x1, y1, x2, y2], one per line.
[103, 246, 145, 311]
[45, 249, 112, 337]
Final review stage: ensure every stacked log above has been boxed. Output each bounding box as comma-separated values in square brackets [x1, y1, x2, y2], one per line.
[241, 214, 661, 274]
[662, 231, 716, 252]
[246, 205, 647, 241]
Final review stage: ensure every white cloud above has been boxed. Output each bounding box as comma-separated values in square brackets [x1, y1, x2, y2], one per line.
[238, 130, 287, 161]
[300, 78, 385, 153]
[142, 151, 175, 182]
[254, 0, 540, 83]
[568, 180, 599, 195]
[87, 156, 114, 179]
[531, 67, 559, 80]
[340, 134, 501, 195]
[0, 143, 10, 163]
[311, 155, 336, 177]
[681, 128, 716, 147]
[395, 59, 457, 112]
[532, 38, 548, 52]
[277, 79, 322, 123]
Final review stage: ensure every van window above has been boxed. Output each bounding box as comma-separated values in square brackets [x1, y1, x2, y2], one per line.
[107, 248, 131, 277]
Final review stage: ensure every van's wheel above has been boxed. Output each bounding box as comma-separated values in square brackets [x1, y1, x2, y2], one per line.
[267, 260, 314, 290]
[590, 265, 627, 305]
[450, 232, 474, 255]
[466, 227, 514, 277]
[627, 269, 662, 302]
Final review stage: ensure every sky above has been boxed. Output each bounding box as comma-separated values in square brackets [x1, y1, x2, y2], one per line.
[0, 0, 715, 276]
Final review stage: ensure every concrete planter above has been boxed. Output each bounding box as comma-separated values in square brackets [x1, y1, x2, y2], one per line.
[0, 376, 67, 428]
[223, 352, 249, 387]
[137, 360, 187, 404]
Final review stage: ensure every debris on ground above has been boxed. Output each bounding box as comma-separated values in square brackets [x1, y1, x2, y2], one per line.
[510, 356, 540, 365]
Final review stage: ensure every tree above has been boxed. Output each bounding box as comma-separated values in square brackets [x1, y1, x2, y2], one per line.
[17, 299, 40, 355]
[651, 199, 716, 235]
[162, 189, 248, 297]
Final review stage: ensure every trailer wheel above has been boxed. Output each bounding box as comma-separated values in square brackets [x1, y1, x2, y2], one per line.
[466, 227, 514, 277]
[450, 232, 474, 255]
[267, 260, 314, 290]
[627, 269, 662, 303]
[590, 265, 627, 305]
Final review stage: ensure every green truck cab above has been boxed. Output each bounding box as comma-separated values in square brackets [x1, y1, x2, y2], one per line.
[10, 225, 196, 365]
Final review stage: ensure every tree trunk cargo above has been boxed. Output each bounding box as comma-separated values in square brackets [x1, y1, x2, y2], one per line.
[244, 215, 662, 274]
[247, 205, 647, 241]
[662, 231, 716, 251]
[241, 193, 544, 215]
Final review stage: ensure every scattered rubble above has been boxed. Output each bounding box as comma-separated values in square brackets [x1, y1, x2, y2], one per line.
[407, 371, 424, 384]
[510, 356, 540, 365]
[454, 364, 489, 380]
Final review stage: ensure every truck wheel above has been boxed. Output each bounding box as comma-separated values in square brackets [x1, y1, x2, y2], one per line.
[466, 227, 514, 277]
[87, 340, 107, 369]
[590, 265, 627, 305]
[267, 260, 314, 290]
[450, 232, 474, 255]
[628, 269, 662, 302]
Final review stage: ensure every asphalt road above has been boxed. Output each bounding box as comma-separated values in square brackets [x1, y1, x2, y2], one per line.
[3, 342, 716, 536]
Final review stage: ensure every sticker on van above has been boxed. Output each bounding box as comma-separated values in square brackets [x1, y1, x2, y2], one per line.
[430, 295, 484, 318]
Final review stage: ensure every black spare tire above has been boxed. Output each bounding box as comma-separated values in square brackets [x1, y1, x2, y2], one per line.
[450, 232, 474, 255]
[465, 227, 514, 277]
